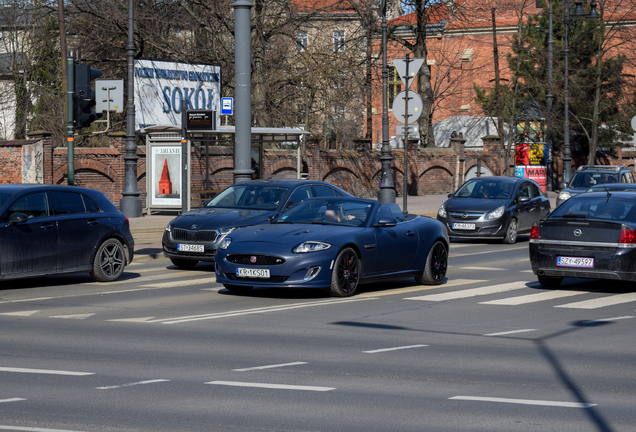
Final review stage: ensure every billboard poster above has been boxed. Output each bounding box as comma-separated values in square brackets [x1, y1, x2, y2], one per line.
[151, 145, 181, 207]
[134, 59, 221, 131]
[22, 141, 43, 184]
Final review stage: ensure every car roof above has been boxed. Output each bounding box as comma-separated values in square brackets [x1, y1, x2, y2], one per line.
[573, 191, 636, 199]
[588, 184, 636, 190]
[465, 176, 526, 183]
[302, 196, 378, 205]
[575, 165, 629, 173]
[0, 184, 99, 194]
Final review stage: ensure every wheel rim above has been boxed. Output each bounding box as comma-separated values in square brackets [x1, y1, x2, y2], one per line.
[430, 243, 447, 283]
[100, 243, 124, 277]
[337, 250, 359, 294]
[508, 220, 518, 242]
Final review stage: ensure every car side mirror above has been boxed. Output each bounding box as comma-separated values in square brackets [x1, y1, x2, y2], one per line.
[375, 217, 397, 228]
[8, 212, 28, 225]
[447, 193, 454, 198]
[519, 196, 530, 203]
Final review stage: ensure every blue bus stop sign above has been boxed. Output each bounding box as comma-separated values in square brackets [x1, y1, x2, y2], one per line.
[221, 97, 233, 115]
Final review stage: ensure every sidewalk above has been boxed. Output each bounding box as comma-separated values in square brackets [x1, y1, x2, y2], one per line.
[129, 192, 558, 259]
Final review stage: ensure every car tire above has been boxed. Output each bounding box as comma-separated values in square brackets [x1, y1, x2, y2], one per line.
[90, 238, 125, 282]
[415, 240, 448, 285]
[538, 275, 563, 288]
[502, 218, 518, 244]
[170, 258, 199, 269]
[326, 247, 360, 297]
[223, 284, 253, 294]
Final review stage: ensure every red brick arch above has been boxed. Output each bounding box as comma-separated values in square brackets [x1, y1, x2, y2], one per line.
[54, 159, 117, 184]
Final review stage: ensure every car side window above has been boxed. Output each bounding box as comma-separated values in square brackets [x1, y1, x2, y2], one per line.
[530, 183, 542, 199]
[82, 195, 101, 213]
[284, 186, 311, 210]
[623, 172, 634, 183]
[312, 185, 336, 197]
[4, 192, 49, 220]
[51, 192, 86, 215]
[517, 183, 530, 199]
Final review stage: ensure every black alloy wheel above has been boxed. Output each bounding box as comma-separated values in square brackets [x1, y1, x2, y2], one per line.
[326, 247, 360, 297]
[416, 240, 448, 285]
[91, 239, 125, 282]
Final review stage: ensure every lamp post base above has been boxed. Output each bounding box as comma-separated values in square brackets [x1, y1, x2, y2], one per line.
[120, 196, 142, 218]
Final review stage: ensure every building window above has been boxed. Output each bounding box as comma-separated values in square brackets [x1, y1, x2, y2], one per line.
[461, 48, 474, 62]
[297, 31, 308, 52]
[333, 30, 345, 52]
[388, 66, 401, 107]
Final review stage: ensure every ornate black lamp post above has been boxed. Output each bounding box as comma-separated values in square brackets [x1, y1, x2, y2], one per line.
[561, 0, 599, 188]
[378, 0, 396, 204]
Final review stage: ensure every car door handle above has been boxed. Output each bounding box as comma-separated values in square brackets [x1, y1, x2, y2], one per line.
[407, 231, 415, 237]
[87, 219, 100, 226]
[40, 224, 54, 230]
[364, 244, 376, 250]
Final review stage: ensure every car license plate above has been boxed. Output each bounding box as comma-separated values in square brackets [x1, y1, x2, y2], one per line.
[557, 256, 594, 268]
[452, 223, 476, 230]
[177, 244, 204, 252]
[237, 268, 270, 278]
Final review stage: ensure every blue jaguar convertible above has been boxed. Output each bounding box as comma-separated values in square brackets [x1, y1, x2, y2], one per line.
[215, 197, 449, 297]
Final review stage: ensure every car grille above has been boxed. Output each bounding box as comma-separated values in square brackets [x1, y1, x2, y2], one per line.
[171, 228, 217, 243]
[448, 211, 483, 221]
[226, 254, 286, 265]
[225, 273, 289, 283]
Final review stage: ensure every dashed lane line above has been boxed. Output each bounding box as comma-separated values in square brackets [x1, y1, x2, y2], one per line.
[363, 344, 428, 354]
[449, 395, 596, 408]
[206, 381, 335, 392]
[0, 398, 26, 403]
[0, 367, 93, 376]
[96, 379, 170, 390]
[233, 362, 308, 372]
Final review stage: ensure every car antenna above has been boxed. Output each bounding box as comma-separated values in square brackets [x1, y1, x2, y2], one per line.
[603, 184, 611, 206]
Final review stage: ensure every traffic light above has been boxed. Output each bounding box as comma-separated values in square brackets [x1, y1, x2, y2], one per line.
[74, 64, 103, 129]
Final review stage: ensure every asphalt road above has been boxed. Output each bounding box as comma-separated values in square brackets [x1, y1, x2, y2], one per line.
[1, 237, 635, 432]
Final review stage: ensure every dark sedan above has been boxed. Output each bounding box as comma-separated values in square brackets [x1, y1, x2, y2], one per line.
[162, 180, 351, 268]
[530, 191, 636, 287]
[215, 197, 449, 297]
[437, 176, 551, 243]
[0, 184, 134, 282]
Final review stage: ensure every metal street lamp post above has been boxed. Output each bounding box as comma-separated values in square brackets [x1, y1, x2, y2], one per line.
[378, 0, 396, 204]
[561, 0, 599, 188]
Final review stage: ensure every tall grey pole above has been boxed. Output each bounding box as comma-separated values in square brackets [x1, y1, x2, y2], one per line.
[546, 0, 554, 191]
[378, 0, 396, 203]
[232, 0, 254, 184]
[120, 0, 142, 217]
[562, 0, 572, 188]
[67, 58, 75, 186]
[402, 54, 410, 214]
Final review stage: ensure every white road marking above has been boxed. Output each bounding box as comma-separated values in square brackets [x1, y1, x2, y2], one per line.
[158, 297, 378, 324]
[556, 293, 636, 309]
[0, 398, 25, 403]
[405, 281, 530, 302]
[459, 267, 506, 271]
[450, 244, 527, 257]
[49, 314, 95, 320]
[107, 317, 156, 323]
[363, 344, 428, 354]
[95, 379, 170, 390]
[581, 316, 634, 324]
[0, 310, 39, 316]
[141, 277, 215, 288]
[233, 362, 308, 372]
[449, 395, 596, 408]
[356, 279, 487, 299]
[519, 269, 534, 273]
[0, 425, 89, 432]
[0, 367, 93, 376]
[206, 381, 334, 392]
[484, 329, 537, 337]
[480, 290, 588, 305]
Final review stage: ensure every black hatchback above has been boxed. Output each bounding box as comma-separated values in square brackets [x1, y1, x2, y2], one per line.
[162, 179, 351, 268]
[437, 176, 551, 244]
[530, 191, 636, 287]
[0, 184, 134, 282]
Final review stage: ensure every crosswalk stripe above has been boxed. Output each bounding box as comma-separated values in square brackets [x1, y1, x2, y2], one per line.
[357, 279, 486, 298]
[459, 267, 506, 271]
[405, 281, 530, 302]
[480, 290, 588, 305]
[141, 277, 215, 288]
[555, 293, 636, 309]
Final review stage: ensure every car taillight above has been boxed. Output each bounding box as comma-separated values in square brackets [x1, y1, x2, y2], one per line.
[619, 225, 636, 244]
[122, 214, 130, 225]
[530, 224, 540, 240]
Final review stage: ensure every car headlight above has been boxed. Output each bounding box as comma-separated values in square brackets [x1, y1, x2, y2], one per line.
[485, 206, 504, 220]
[219, 237, 232, 250]
[217, 227, 235, 241]
[165, 224, 172, 232]
[558, 191, 571, 201]
[438, 204, 447, 218]
[293, 241, 332, 253]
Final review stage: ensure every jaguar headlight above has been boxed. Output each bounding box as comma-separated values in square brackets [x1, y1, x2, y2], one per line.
[217, 227, 236, 242]
[293, 241, 332, 253]
[438, 204, 447, 218]
[558, 191, 571, 202]
[219, 238, 232, 250]
[165, 223, 172, 232]
[485, 206, 505, 220]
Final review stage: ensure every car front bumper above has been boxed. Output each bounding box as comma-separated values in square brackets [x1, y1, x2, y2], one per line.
[437, 215, 509, 239]
[162, 230, 219, 262]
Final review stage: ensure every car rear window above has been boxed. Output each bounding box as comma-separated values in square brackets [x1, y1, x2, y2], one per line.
[551, 196, 636, 221]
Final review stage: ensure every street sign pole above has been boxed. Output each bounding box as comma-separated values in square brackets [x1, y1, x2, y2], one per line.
[403, 54, 410, 214]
